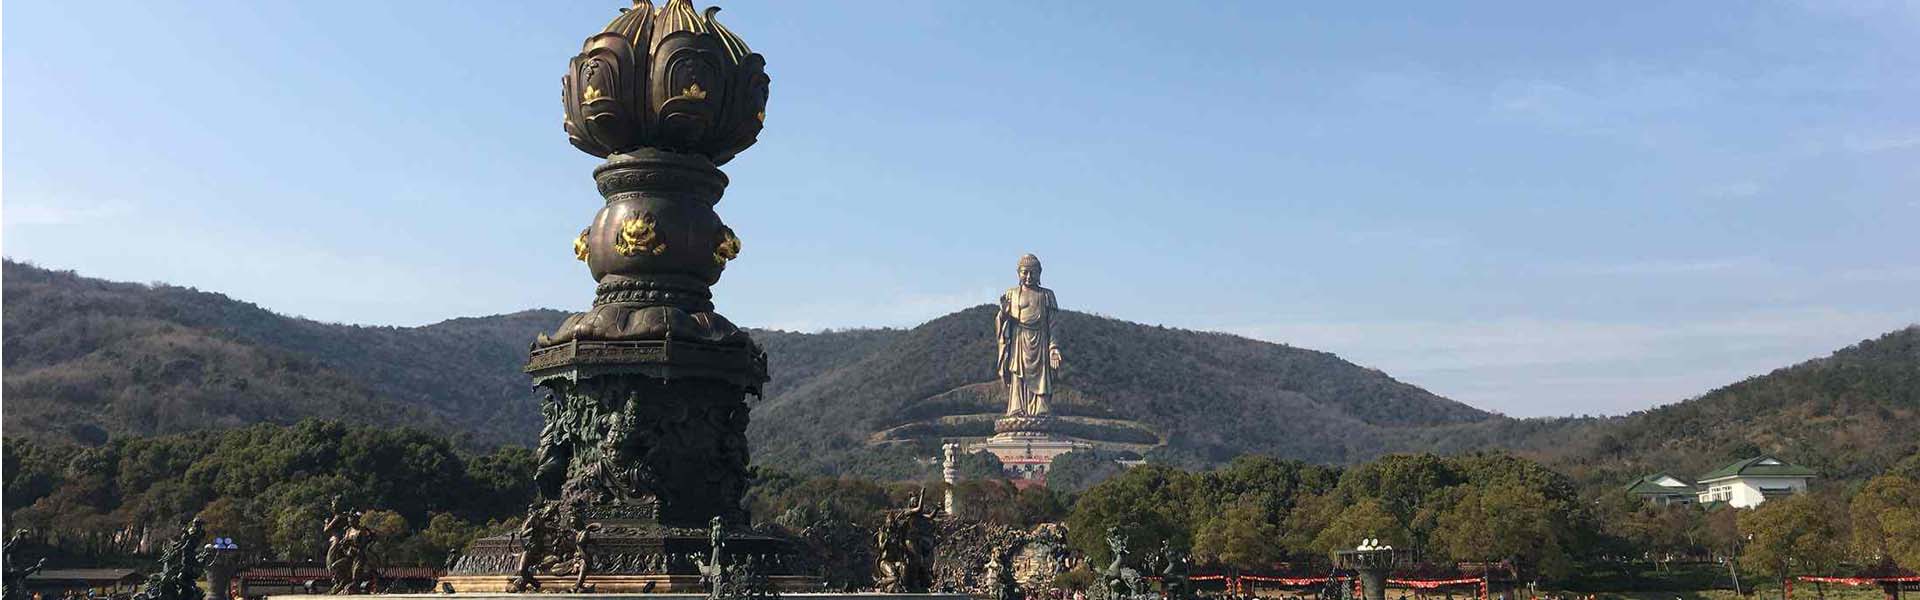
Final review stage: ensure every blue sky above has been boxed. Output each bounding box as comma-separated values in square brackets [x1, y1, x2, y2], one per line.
[5, 1, 1917, 418]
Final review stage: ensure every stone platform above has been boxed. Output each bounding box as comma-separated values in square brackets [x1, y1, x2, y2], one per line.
[972, 417, 1091, 484]
[433, 574, 820, 594]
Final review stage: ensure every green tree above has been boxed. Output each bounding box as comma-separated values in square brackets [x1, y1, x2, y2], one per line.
[356, 509, 412, 568]
[3, 439, 68, 515]
[260, 474, 357, 561]
[462, 446, 536, 521]
[750, 475, 892, 528]
[1197, 456, 1336, 523]
[1337, 454, 1458, 527]
[1890, 451, 1920, 481]
[953, 479, 1023, 524]
[1013, 485, 1071, 526]
[954, 451, 1008, 481]
[1192, 500, 1280, 570]
[1739, 494, 1847, 599]
[1048, 450, 1124, 494]
[1066, 465, 1200, 564]
[1849, 474, 1920, 571]
[196, 497, 268, 555]
[270, 502, 328, 562]
[1430, 482, 1571, 581]
[1334, 453, 1458, 554]
[419, 513, 480, 551]
[360, 509, 409, 539]
[1281, 491, 1341, 560]
[1309, 499, 1407, 556]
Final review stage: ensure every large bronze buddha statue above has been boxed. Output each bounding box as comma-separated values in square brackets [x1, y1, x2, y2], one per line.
[996, 254, 1062, 418]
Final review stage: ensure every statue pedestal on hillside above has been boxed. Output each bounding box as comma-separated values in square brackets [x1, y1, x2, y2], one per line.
[971, 255, 1089, 484]
[440, 1, 810, 592]
[974, 424, 1089, 483]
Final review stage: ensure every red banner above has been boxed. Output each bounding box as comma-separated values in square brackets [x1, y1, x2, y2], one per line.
[1180, 574, 1488, 599]
[1797, 576, 1920, 585]
[1240, 575, 1343, 586]
[1388, 577, 1488, 589]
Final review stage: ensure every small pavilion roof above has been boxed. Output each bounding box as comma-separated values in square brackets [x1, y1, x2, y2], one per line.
[1626, 472, 1697, 495]
[1698, 455, 1816, 483]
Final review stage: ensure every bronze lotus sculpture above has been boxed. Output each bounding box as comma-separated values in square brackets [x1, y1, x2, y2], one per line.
[445, 1, 797, 592]
[540, 0, 771, 351]
[563, 1, 769, 164]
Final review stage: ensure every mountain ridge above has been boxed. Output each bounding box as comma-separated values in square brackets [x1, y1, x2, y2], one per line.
[6, 259, 1913, 488]
[2, 260, 1490, 476]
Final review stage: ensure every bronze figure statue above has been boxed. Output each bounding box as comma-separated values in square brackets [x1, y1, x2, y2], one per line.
[1154, 540, 1192, 600]
[322, 500, 378, 594]
[508, 502, 600, 593]
[561, 507, 599, 593]
[997, 254, 1062, 417]
[695, 516, 727, 597]
[983, 547, 1016, 600]
[509, 504, 560, 592]
[873, 492, 937, 593]
[3, 530, 47, 600]
[133, 519, 207, 600]
[694, 518, 777, 600]
[1094, 528, 1145, 600]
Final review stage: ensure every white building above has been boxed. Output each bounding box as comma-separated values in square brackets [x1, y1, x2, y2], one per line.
[1694, 455, 1815, 508]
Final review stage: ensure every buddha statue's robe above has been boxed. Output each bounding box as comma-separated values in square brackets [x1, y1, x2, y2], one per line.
[996, 284, 1058, 416]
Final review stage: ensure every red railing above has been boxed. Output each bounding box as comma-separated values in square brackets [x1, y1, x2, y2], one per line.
[1166, 574, 1486, 599]
[1789, 576, 1919, 600]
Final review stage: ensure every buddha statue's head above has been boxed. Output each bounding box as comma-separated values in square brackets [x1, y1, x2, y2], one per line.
[1018, 254, 1042, 287]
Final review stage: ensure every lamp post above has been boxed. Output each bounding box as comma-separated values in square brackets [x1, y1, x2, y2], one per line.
[1333, 541, 1403, 600]
[203, 538, 240, 600]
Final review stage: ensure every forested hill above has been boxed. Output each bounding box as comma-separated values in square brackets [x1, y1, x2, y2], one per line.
[1523, 325, 1920, 488]
[749, 305, 1492, 476]
[2, 260, 1491, 475]
[1, 260, 561, 446]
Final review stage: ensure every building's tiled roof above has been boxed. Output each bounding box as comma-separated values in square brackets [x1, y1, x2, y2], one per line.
[26, 569, 142, 582]
[1626, 472, 1698, 495]
[1699, 455, 1816, 482]
[239, 567, 441, 582]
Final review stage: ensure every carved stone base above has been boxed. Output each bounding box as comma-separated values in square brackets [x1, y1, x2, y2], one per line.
[432, 574, 822, 594]
[522, 372, 759, 526]
[445, 525, 812, 591]
[991, 416, 1057, 436]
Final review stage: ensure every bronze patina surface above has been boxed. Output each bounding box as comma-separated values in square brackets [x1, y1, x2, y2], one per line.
[447, 1, 795, 592]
